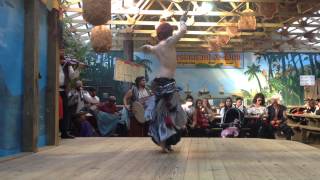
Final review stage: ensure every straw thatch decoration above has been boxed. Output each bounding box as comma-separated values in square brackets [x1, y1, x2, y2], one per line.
[238, 9, 256, 31]
[256, 3, 278, 20]
[90, 25, 112, 53]
[82, 0, 111, 26]
[226, 26, 239, 38]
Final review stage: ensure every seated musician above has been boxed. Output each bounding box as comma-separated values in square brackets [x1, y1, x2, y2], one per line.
[123, 76, 151, 136]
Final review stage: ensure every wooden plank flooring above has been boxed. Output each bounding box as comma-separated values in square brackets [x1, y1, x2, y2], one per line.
[1, 138, 320, 180]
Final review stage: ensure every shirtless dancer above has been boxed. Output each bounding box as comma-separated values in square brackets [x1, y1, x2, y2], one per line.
[141, 12, 188, 152]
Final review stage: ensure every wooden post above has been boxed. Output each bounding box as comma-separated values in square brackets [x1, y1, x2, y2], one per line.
[46, 9, 60, 146]
[22, 0, 40, 152]
[123, 33, 134, 61]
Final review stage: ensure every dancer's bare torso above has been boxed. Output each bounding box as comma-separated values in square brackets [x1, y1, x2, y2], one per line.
[142, 21, 187, 79]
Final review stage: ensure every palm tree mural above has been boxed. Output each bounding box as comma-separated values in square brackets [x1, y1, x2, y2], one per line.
[244, 64, 262, 92]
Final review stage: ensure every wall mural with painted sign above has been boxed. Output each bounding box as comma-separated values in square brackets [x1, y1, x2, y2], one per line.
[176, 52, 243, 68]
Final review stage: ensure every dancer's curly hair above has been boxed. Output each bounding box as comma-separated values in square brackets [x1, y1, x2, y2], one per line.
[156, 22, 173, 41]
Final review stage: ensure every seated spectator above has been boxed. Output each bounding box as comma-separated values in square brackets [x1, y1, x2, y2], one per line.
[94, 96, 122, 136]
[316, 99, 320, 115]
[202, 98, 215, 122]
[99, 96, 118, 114]
[234, 97, 247, 115]
[220, 97, 233, 124]
[182, 95, 195, 129]
[247, 93, 267, 117]
[72, 111, 97, 137]
[305, 99, 317, 114]
[190, 99, 210, 137]
[247, 93, 267, 137]
[263, 95, 293, 140]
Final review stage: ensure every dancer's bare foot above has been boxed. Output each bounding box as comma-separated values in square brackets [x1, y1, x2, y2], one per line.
[166, 145, 174, 152]
[160, 142, 170, 153]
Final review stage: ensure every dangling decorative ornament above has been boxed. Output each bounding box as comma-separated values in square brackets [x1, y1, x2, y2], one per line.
[90, 25, 113, 53]
[238, 3, 256, 31]
[82, 0, 111, 26]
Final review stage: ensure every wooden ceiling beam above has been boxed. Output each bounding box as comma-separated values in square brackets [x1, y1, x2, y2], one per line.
[73, 28, 267, 36]
[69, 19, 284, 28]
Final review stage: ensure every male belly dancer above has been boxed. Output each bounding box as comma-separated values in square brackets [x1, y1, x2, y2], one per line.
[141, 12, 188, 153]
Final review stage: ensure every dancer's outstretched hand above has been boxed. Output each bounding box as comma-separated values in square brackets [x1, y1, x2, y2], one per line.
[180, 11, 188, 22]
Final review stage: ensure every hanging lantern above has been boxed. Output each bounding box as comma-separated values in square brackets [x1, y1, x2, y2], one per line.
[238, 9, 256, 31]
[90, 25, 112, 53]
[256, 3, 278, 20]
[82, 0, 111, 26]
[226, 26, 239, 38]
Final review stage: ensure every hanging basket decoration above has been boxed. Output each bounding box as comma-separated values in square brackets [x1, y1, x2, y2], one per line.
[90, 25, 113, 53]
[208, 38, 220, 51]
[226, 26, 239, 38]
[256, 3, 278, 20]
[216, 35, 230, 46]
[82, 0, 111, 26]
[238, 9, 256, 31]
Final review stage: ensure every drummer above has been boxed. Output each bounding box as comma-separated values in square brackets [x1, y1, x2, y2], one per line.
[123, 76, 151, 136]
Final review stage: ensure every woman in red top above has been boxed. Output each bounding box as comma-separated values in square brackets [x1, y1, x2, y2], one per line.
[191, 99, 210, 137]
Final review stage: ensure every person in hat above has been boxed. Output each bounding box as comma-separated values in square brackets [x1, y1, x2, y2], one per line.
[265, 94, 293, 139]
[59, 50, 80, 139]
[140, 12, 189, 152]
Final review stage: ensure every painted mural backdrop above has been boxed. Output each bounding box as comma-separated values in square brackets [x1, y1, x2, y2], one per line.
[136, 52, 320, 106]
[255, 52, 320, 105]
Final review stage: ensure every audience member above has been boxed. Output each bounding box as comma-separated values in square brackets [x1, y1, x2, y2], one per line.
[234, 97, 247, 115]
[220, 97, 233, 123]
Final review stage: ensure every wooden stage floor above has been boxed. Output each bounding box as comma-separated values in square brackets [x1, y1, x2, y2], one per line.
[1, 138, 320, 180]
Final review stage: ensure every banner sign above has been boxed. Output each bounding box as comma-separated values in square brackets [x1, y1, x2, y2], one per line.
[176, 52, 243, 68]
[114, 59, 145, 83]
[300, 75, 315, 86]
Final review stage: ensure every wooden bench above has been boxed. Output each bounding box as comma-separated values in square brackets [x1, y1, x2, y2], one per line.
[287, 113, 320, 143]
